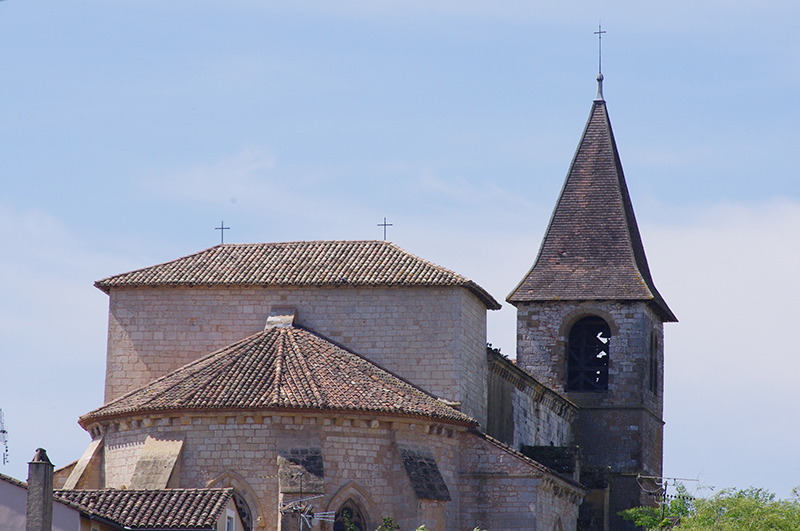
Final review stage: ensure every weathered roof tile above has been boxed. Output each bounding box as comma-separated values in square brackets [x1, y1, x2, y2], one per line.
[508, 101, 676, 322]
[95, 240, 500, 310]
[53, 488, 233, 530]
[80, 326, 476, 427]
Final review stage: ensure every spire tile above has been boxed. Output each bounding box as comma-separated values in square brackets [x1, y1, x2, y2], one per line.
[508, 101, 676, 322]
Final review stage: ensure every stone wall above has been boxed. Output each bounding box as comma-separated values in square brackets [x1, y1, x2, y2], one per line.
[515, 300, 666, 531]
[104, 285, 488, 425]
[458, 434, 584, 531]
[94, 412, 467, 531]
[84, 410, 583, 531]
[486, 351, 576, 450]
[515, 301, 664, 414]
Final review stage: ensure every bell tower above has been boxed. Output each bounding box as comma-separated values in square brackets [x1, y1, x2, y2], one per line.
[508, 75, 677, 531]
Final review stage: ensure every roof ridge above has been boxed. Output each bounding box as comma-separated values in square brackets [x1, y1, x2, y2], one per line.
[284, 328, 327, 408]
[271, 332, 285, 408]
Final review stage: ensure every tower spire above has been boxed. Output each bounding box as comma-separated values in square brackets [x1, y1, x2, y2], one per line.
[508, 88, 676, 322]
[594, 24, 606, 101]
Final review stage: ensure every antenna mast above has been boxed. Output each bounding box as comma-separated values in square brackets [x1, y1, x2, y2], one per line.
[0, 409, 9, 465]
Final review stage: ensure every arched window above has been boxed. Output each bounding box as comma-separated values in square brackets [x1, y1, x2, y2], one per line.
[566, 316, 611, 391]
[333, 502, 366, 531]
[232, 491, 253, 531]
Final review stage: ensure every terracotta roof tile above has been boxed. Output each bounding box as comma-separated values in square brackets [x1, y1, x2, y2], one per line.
[80, 326, 476, 427]
[508, 101, 676, 322]
[53, 488, 233, 530]
[95, 240, 500, 310]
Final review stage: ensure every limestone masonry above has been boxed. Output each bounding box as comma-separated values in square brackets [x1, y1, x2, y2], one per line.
[60, 79, 674, 531]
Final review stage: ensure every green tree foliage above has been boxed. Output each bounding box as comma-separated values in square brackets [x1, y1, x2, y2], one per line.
[621, 484, 693, 530]
[622, 486, 800, 531]
[376, 518, 399, 531]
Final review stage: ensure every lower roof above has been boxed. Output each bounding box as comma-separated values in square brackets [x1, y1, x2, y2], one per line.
[80, 324, 476, 428]
[54, 488, 233, 530]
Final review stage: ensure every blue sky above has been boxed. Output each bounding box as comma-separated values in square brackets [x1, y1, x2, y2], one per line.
[1, 1, 799, 500]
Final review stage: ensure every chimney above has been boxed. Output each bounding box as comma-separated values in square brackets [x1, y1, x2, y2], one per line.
[265, 307, 298, 329]
[26, 448, 53, 531]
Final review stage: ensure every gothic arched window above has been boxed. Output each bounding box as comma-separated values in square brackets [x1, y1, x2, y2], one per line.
[566, 316, 611, 391]
[231, 491, 253, 531]
[333, 502, 366, 531]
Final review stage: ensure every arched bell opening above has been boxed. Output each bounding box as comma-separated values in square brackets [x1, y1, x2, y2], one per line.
[566, 316, 611, 392]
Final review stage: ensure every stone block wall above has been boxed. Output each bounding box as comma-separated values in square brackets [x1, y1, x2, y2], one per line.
[104, 285, 489, 426]
[515, 301, 663, 414]
[83, 410, 584, 531]
[572, 409, 646, 472]
[458, 434, 583, 531]
[93, 412, 468, 531]
[515, 300, 666, 531]
[486, 352, 576, 450]
[457, 290, 488, 429]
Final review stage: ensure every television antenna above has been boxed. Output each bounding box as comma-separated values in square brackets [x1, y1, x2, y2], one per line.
[0, 409, 9, 465]
[637, 475, 699, 523]
[281, 494, 335, 530]
[269, 472, 335, 530]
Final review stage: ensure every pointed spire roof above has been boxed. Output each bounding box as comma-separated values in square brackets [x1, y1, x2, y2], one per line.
[79, 325, 477, 427]
[508, 93, 676, 322]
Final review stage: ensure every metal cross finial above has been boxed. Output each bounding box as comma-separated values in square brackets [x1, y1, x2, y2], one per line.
[594, 23, 606, 75]
[377, 217, 393, 240]
[215, 221, 230, 244]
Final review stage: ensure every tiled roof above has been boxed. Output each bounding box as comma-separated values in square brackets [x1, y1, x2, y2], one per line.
[95, 240, 501, 310]
[53, 488, 233, 530]
[80, 325, 476, 427]
[508, 101, 676, 322]
[0, 471, 27, 489]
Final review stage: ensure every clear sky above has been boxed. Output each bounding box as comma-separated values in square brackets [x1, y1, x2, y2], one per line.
[1, 0, 798, 500]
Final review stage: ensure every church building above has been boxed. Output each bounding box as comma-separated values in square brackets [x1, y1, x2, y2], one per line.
[56, 75, 674, 531]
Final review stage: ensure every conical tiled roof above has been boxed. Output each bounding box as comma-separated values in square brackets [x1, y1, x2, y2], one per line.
[95, 240, 500, 310]
[508, 99, 676, 322]
[80, 325, 476, 427]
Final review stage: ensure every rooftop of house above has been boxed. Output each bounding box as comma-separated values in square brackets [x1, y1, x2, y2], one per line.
[80, 324, 476, 428]
[54, 488, 234, 530]
[507, 99, 676, 322]
[95, 240, 501, 310]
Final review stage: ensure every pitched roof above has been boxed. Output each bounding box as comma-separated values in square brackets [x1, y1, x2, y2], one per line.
[0, 471, 28, 489]
[54, 488, 233, 530]
[474, 431, 586, 492]
[95, 240, 501, 310]
[80, 325, 476, 427]
[508, 100, 677, 322]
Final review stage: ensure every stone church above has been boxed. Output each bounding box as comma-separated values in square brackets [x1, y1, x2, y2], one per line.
[57, 76, 674, 531]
